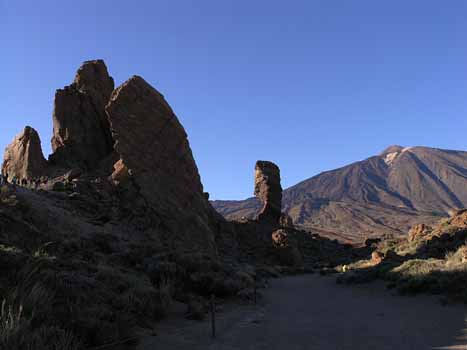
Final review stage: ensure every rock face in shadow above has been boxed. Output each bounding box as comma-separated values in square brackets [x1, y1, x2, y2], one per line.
[2, 126, 47, 181]
[3, 59, 223, 256]
[106, 75, 218, 253]
[254, 161, 282, 225]
[50, 60, 115, 168]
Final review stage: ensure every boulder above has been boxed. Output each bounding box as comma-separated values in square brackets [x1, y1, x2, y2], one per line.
[50, 60, 115, 168]
[106, 75, 217, 253]
[2, 126, 47, 181]
[254, 161, 282, 224]
[371, 251, 384, 265]
[271, 228, 303, 266]
[110, 159, 130, 186]
[272, 229, 288, 247]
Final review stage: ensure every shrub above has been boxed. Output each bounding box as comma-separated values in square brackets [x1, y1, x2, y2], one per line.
[0, 300, 82, 350]
[25, 325, 82, 350]
[0, 300, 30, 350]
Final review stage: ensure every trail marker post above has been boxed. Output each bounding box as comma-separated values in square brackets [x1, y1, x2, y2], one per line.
[254, 274, 257, 305]
[210, 294, 216, 339]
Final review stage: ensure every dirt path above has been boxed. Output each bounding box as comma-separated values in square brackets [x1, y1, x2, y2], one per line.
[139, 275, 467, 350]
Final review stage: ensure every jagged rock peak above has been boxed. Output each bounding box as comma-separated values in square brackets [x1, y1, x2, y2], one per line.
[50, 59, 115, 169]
[106, 75, 216, 252]
[2, 126, 47, 181]
[109, 75, 174, 116]
[73, 59, 115, 100]
[254, 160, 282, 224]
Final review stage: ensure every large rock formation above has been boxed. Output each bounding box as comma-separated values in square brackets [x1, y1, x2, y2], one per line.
[106, 75, 217, 252]
[50, 60, 115, 169]
[2, 126, 47, 181]
[254, 161, 282, 224]
[3, 60, 223, 255]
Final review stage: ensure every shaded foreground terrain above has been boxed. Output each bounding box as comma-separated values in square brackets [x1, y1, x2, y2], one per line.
[141, 275, 467, 350]
[2, 59, 466, 350]
[213, 145, 467, 243]
[0, 60, 363, 349]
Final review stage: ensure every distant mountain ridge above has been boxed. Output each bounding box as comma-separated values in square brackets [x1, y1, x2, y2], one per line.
[212, 146, 467, 242]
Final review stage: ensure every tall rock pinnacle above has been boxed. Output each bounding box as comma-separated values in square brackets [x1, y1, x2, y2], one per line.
[50, 59, 115, 168]
[254, 160, 282, 224]
[2, 126, 47, 181]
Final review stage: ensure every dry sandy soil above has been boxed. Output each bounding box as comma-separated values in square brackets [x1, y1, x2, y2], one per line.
[139, 275, 467, 350]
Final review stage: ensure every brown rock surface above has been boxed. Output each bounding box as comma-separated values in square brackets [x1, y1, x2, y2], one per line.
[448, 209, 467, 229]
[2, 126, 47, 181]
[50, 59, 115, 168]
[371, 251, 384, 265]
[272, 230, 303, 267]
[106, 75, 217, 252]
[448, 208, 466, 218]
[110, 159, 130, 186]
[272, 229, 288, 247]
[254, 161, 282, 224]
[408, 223, 432, 242]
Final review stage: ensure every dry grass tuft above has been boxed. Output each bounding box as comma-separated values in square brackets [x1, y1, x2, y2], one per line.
[0, 264, 82, 350]
[337, 219, 467, 303]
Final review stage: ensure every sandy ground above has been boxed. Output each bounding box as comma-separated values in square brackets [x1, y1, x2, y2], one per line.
[139, 275, 467, 350]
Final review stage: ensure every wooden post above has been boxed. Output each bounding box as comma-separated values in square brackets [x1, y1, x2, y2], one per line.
[254, 274, 257, 305]
[210, 294, 216, 338]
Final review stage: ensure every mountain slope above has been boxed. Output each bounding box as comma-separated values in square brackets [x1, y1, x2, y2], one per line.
[212, 146, 467, 242]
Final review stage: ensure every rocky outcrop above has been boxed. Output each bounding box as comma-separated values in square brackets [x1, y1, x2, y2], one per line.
[2, 126, 47, 181]
[447, 209, 467, 229]
[408, 223, 432, 242]
[50, 60, 115, 169]
[3, 60, 221, 255]
[448, 208, 467, 218]
[254, 161, 282, 224]
[106, 75, 217, 253]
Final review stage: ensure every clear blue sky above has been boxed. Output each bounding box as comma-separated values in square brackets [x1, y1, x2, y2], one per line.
[1, 1, 466, 199]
